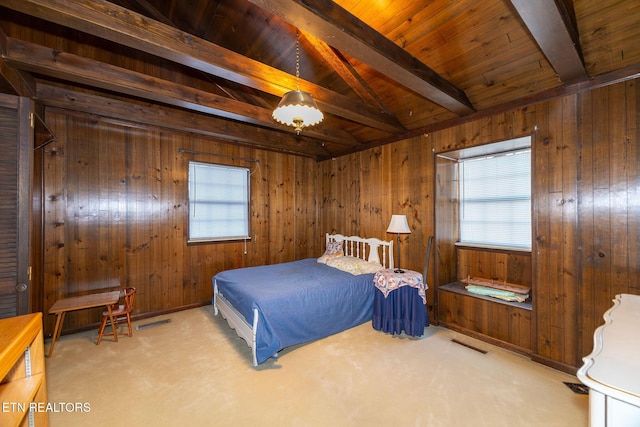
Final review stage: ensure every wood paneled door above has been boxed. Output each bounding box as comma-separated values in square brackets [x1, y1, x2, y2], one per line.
[0, 94, 33, 318]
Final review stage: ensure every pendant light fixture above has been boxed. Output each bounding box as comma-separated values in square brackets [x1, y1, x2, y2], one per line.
[272, 30, 324, 134]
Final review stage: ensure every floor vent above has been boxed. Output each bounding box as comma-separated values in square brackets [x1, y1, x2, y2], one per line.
[451, 339, 488, 354]
[136, 319, 171, 331]
[564, 382, 589, 395]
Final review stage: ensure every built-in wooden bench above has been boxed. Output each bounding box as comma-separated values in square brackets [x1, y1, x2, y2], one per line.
[438, 281, 532, 355]
[435, 245, 533, 355]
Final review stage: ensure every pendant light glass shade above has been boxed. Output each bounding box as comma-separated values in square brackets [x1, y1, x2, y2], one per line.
[272, 30, 323, 134]
[272, 89, 324, 134]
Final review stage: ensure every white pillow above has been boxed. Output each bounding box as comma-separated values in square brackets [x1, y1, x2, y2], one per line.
[326, 256, 383, 275]
[317, 240, 344, 264]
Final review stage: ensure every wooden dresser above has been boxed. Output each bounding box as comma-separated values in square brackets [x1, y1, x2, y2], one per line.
[577, 294, 640, 427]
[0, 313, 49, 427]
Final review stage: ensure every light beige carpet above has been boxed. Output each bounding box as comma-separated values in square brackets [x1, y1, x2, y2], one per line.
[45, 305, 588, 426]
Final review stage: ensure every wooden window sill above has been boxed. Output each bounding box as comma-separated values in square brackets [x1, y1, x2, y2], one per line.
[440, 282, 532, 311]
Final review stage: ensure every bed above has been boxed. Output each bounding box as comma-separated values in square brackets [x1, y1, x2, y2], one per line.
[212, 233, 394, 365]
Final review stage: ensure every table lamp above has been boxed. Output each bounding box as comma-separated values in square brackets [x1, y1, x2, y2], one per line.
[387, 214, 411, 273]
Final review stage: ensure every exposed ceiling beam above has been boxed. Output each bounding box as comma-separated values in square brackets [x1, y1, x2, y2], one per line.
[0, 28, 36, 97]
[125, 0, 174, 26]
[2, 37, 359, 146]
[246, 0, 475, 116]
[0, 56, 36, 98]
[125, 0, 276, 111]
[0, 0, 405, 133]
[36, 83, 332, 159]
[510, 0, 588, 83]
[302, 32, 390, 113]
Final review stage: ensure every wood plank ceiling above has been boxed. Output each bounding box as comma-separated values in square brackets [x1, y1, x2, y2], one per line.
[0, 0, 639, 160]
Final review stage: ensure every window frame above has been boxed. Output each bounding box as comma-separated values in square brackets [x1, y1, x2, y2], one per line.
[440, 136, 532, 252]
[187, 161, 251, 244]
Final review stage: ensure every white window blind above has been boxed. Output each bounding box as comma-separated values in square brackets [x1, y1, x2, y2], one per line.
[459, 148, 531, 250]
[188, 161, 250, 241]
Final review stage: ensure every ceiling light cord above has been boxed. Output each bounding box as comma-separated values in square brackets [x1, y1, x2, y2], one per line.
[295, 31, 300, 90]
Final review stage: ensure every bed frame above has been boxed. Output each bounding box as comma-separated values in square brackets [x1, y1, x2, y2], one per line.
[213, 233, 394, 365]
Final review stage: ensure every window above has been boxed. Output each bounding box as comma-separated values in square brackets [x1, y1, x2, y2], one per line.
[457, 137, 532, 250]
[188, 161, 250, 242]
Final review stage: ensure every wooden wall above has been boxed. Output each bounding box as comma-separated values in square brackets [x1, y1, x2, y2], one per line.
[38, 110, 319, 336]
[3, 12, 322, 336]
[33, 75, 639, 370]
[8, 4, 637, 371]
[456, 248, 532, 288]
[319, 137, 436, 309]
[318, 78, 639, 370]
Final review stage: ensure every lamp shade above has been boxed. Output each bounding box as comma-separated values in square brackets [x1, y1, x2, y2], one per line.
[387, 215, 411, 234]
[272, 90, 324, 134]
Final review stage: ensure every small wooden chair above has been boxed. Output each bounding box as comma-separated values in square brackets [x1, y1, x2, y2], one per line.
[97, 287, 136, 344]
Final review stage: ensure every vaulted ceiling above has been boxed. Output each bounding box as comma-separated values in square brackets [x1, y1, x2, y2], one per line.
[1, 0, 639, 160]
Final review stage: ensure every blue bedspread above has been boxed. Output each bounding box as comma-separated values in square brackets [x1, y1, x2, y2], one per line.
[212, 258, 375, 364]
